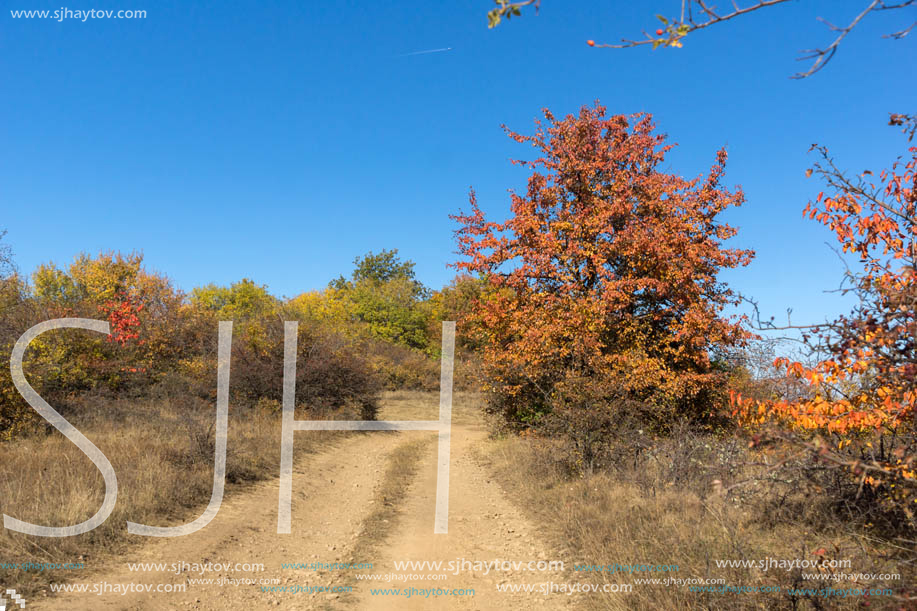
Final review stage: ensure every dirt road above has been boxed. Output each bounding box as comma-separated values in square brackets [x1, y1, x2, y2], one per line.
[33, 393, 570, 610]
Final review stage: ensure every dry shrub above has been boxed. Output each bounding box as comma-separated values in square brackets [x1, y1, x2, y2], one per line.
[482, 433, 914, 610]
[362, 337, 440, 391]
[227, 320, 382, 419]
[359, 335, 482, 393]
[0, 294, 49, 438]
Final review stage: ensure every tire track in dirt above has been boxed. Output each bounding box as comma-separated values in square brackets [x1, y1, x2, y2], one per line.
[348, 421, 573, 610]
[32, 394, 571, 610]
[33, 431, 409, 610]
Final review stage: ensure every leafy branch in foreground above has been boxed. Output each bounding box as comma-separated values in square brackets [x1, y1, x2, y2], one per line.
[487, 0, 540, 28]
[732, 119, 917, 526]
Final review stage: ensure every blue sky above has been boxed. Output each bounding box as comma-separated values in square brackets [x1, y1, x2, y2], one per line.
[1, 0, 915, 327]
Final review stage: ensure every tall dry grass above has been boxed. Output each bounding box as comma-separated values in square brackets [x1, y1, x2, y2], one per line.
[0, 394, 339, 597]
[481, 433, 914, 611]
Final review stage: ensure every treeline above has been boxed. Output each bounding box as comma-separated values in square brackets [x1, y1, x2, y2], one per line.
[0, 248, 478, 439]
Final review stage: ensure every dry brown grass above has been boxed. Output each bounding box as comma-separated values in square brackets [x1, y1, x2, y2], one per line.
[0, 395, 339, 597]
[481, 433, 913, 611]
[0, 389, 470, 598]
[379, 390, 486, 426]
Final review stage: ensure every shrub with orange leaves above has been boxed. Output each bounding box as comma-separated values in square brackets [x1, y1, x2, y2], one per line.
[452, 103, 753, 454]
[733, 119, 917, 524]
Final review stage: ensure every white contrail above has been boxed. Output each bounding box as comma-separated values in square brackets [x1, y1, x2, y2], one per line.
[397, 47, 453, 57]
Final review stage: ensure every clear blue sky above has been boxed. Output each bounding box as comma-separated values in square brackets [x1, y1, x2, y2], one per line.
[2, 0, 915, 327]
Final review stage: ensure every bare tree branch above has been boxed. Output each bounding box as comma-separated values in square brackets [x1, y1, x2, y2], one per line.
[488, 1, 917, 78]
[793, 0, 881, 78]
[883, 19, 916, 39]
[589, 0, 793, 50]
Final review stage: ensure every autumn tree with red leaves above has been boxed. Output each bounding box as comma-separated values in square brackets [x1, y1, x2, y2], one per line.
[733, 120, 917, 522]
[452, 103, 753, 464]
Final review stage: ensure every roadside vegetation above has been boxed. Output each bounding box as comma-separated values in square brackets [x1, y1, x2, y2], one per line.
[450, 102, 915, 608]
[0, 246, 471, 597]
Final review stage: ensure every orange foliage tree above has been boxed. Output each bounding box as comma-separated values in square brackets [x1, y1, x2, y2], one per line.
[733, 121, 917, 518]
[452, 103, 753, 443]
